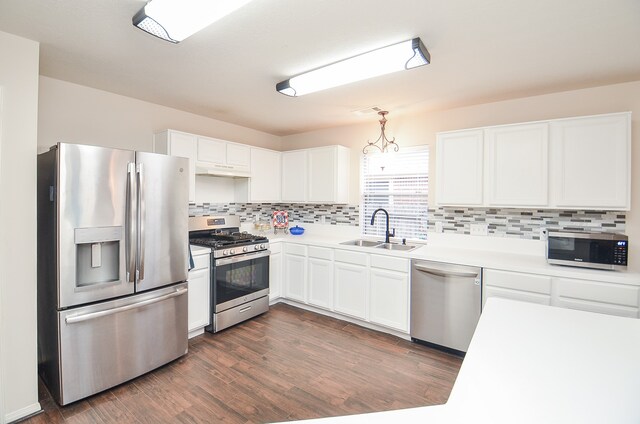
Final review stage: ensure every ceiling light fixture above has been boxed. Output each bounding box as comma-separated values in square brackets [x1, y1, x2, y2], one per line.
[133, 0, 253, 43]
[363, 111, 398, 154]
[276, 37, 430, 97]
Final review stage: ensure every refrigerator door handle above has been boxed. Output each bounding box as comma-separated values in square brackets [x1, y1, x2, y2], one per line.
[126, 162, 137, 283]
[65, 288, 188, 324]
[137, 162, 145, 281]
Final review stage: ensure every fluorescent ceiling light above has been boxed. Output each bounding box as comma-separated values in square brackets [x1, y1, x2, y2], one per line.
[276, 38, 430, 96]
[133, 0, 253, 43]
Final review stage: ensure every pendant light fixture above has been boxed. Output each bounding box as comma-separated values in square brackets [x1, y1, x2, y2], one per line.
[133, 0, 254, 43]
[276, 38, 430, 96]
[363, 111, 398, 154]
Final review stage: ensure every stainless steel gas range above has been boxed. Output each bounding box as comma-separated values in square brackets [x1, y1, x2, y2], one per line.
[189, 216, 270, 332]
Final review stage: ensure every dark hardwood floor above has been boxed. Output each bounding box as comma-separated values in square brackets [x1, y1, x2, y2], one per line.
[23, 303, 462, 423]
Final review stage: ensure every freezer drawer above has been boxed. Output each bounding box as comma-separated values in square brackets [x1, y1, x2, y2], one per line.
[51, 283, 188, 405]
[410, 260, 482, 353]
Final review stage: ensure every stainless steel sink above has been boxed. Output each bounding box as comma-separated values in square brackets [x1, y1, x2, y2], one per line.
[375, 243, 418, 252]
[340, 239, 382, 247]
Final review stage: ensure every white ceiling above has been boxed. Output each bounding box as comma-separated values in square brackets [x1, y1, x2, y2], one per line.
[1, 0, 639, 136]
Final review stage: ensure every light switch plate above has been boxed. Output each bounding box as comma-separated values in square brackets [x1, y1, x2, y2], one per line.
[435, 221, 444, 233]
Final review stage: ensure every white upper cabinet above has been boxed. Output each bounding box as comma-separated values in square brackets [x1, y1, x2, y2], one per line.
[485, 123, 549, 207]
[281, 150, 308, 202]
[436, 112, 631, 210]
[249, 148, 281, 202]
[197, 136, 250, 176]
[549, 112, 631, 210]
[436, 129, 484, 206]
[153, 130, 197, 203]
[282, 146, 350, 204]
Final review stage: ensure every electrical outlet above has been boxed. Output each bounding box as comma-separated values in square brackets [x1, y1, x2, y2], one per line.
[319, 215, 326, 224]
[470, 223, 488, 236]
[435, 221, 444, 233]
[539, 227, 548, 241]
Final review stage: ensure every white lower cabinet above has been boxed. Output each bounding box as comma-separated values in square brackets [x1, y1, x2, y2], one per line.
[307, 247, 334, 310]
[369, 268, 409, 332]
[334, 261, 368, 320]
[269, 242, 283, 302]
[188, 251, 211, 337]
[483, 269, 552, 307]
[483, 268, 640, 319]
[554, 277, 639, 318]
[284, 244, 307, 303]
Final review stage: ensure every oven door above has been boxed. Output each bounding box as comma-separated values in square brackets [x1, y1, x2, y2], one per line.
[213, 250, 270, 312]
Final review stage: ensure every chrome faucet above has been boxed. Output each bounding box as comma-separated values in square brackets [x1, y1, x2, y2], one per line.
[370, 208, 395, 243]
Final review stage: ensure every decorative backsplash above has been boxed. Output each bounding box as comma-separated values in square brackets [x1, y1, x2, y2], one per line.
[189, 203, 626, 239]
[428, 207, 626, 240]
[189, 203, 360, 225]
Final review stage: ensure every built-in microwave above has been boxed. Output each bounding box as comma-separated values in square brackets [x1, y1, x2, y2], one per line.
[547, 231, 628, 271]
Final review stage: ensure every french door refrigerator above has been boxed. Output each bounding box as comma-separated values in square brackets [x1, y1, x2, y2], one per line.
[37, 143, 190, 405]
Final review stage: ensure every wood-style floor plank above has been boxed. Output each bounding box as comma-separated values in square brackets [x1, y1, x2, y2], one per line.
[21, 303, 462, 423]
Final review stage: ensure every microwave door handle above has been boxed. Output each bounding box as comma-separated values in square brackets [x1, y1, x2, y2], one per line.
[126, 162, 136, 283]
[137, 162, 145, 281]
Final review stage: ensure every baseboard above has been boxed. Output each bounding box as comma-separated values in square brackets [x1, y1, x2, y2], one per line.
[5, 402, 41, 423]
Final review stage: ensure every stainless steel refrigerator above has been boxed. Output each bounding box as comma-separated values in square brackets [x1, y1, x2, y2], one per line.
[37, 143, 190, 405]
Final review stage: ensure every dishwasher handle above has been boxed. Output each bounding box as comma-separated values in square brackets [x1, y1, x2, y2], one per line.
[413, 264, 479, 279]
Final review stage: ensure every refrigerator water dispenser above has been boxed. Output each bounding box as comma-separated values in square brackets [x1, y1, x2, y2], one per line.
[75, 226, 123, 287]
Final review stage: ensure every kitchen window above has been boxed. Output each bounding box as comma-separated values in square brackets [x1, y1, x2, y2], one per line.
[360, 146, 429, 240]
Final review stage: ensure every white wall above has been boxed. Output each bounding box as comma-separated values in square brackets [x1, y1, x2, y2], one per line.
[0, 31, 40, 422]
[38, 76, 282, 153]
[281, 81, 640, 272]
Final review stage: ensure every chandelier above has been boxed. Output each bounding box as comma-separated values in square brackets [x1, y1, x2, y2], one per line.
[363, 111, 399, 154]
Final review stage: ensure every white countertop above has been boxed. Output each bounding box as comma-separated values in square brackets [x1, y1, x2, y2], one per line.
[265, 226, 640, 286]
[282, 298, 640, 424]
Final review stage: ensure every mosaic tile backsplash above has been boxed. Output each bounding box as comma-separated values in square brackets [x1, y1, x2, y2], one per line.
[189, 203, 626, 240]
[428, 207, 626, 240]
[189, 203, 360, 225]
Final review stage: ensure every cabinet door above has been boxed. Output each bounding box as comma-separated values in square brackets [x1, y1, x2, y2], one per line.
[197, 136, 226, 164]
[334, 262, 368, 319]
[436, 129, 484, 206]
[154, 131, 197, 203]
[554, 277, 639, 318]
[308, 258, 333, 310]
[485, 123, 548, 207]
[482, 269, 551, 308]
[307, 147, 336, 203]
[226, 143, 250, 170]
[281, 151, 308, 202]
[284, 254, 306, 302]
[269, 250, 282, 302]
[549, 113, 630, 209]
[187, 267, 210, 335]
[250, 148, 281, 202]
[369, 268, 409, 332]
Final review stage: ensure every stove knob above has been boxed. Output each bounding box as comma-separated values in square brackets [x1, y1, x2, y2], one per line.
[254, 245, 261, 251]
[223, 249, 229, 255]
[260, 243, 266, 249]
[230, 249, 236, 255]
[242, 246, 248, 252]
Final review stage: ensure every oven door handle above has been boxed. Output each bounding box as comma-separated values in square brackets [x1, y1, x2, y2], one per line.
[215, 250, 271, 266]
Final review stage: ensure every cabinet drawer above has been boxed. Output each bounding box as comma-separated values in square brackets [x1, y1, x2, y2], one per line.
[483, 269, 551, 295]
[555, 278, 639, 308]
[483, 286, 551, 307]
[284, 243, 307, 256]
[192, 254, 210, 270]
[334, 249, 368, 266]
[371, 254, 408, 273]
[269, 241, 282, 254]
[308, 246, 333, 260]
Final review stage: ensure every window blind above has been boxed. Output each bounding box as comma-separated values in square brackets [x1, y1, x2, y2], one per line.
[360, 146, 429, 241]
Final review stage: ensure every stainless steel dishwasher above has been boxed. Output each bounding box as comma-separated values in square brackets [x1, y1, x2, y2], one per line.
[410, 260, 482, 354]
